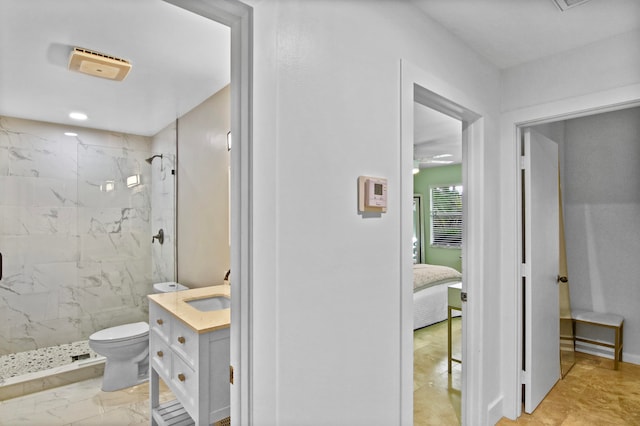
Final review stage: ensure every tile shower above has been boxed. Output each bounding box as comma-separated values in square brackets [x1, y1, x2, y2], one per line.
[0, 116, 175, 386]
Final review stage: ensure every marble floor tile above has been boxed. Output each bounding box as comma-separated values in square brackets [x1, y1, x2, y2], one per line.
[0, 376, 173, 425]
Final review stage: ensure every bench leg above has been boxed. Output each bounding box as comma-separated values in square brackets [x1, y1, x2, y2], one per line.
[614, 322, 624, 370]
[447, 306, 452, 374]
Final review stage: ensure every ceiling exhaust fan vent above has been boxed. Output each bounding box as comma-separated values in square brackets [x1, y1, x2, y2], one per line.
[68, 47, 131, 81]
[551, 0, 593, 12]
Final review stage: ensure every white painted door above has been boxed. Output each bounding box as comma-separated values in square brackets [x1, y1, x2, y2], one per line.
[523, 128, 560, 413]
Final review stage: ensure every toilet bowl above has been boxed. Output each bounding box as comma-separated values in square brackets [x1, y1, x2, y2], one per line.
[89, 322, 149, 392]
[89, 282, 188, 392]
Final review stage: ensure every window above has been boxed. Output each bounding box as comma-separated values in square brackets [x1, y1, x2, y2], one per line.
[430, 185, 463, 248]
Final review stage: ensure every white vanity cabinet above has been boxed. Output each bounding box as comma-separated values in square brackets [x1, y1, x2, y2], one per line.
[148, 290, 230, 426]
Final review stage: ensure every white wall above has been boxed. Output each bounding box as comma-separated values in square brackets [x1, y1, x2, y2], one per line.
[177, 85, 230, 288]
[249, 1, 502, 424]
[501, 29, 640, 112]
[499, 26, 640, 420]
[562, 107, 640, 363]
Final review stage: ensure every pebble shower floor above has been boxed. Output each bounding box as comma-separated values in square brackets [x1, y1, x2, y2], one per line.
[0, 341, 99, 381]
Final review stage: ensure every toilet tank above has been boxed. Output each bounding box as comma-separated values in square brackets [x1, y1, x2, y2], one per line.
[153, 282, 188, 293]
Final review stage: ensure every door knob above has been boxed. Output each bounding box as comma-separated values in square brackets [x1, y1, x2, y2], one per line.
[557, 275, 568, 283]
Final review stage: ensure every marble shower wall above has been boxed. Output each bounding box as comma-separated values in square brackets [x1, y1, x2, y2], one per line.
[0, 116, 174, 355]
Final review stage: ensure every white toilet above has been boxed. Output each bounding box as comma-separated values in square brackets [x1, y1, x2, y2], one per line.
[89, 281, 188, 392]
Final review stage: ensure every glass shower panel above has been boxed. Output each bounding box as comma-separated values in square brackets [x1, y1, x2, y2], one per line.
[76, 144, 154, 335]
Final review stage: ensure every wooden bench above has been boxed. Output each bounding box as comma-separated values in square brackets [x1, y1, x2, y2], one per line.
[572, 309, 624, 370]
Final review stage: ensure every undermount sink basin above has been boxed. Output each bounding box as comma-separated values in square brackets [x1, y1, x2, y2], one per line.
[186, 296, 230, 312]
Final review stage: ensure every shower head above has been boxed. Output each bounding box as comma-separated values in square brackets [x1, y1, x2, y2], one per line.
[145, 154, 163, 164]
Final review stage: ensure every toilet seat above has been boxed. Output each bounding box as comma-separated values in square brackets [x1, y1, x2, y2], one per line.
[89, 322, 149, 343]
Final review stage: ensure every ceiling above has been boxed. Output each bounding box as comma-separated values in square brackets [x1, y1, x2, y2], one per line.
[0, 0, 230, 137]
[413, 0, 640, 69]
[414, 103, 461, 168]
[1, 0, 638, 142]
[411, 0, 640, 167]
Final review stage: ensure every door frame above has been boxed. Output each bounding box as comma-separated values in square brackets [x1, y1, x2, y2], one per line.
[162, 0, 253, 423]
[401, 60, 483, 424]
[500, 83, 640, 420]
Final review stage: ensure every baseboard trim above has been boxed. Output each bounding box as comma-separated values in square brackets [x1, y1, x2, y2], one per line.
[575, 342, 639, 366]
[487, 395, 504, 425]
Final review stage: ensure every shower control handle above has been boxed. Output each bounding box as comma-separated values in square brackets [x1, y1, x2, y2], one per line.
[152, 229, 164, 245]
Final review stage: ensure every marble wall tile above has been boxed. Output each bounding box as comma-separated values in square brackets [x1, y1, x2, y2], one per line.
[0, 115, 164, 357]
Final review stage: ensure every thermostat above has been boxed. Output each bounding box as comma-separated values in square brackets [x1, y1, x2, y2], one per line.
[358, 176, 388, 213]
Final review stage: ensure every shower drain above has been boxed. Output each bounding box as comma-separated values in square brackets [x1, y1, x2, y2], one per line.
[71, 353, 91, 362]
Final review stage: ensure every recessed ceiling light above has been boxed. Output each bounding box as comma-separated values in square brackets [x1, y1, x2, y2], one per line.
[64, 132, 78, 137]
[69, 112, 88, 121]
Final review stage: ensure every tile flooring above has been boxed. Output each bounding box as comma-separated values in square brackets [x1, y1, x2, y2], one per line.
[1, 318, 639, 425]
[0, 377, 173, 425]
[496, 352, 640, 425]
[414, 317, 640, 425]
[414, 317, 462, 425]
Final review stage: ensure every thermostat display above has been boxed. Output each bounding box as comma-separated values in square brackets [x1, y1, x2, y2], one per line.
[366, 178, 387, 208]
[358, 175, 388, 213]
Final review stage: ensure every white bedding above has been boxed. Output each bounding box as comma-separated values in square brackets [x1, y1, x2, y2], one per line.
[413, 263, 462, 291]
[413, 263, 462, 329]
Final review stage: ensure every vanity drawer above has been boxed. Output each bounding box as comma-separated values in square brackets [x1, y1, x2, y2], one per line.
[149, 302, 171, 344]
[171, 353, 198, 420]
[171, 318, 198, 368]
[150, 335, 171, 380]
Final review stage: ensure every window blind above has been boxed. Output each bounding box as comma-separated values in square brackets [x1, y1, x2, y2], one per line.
[430, 185, 462, 248]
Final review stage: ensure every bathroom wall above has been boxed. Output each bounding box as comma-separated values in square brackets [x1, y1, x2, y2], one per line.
[176, 85, 230, 287]
[0, 116, 154, 355]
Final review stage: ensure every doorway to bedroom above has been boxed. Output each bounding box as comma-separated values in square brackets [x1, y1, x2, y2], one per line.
[412, 102, 465, 424]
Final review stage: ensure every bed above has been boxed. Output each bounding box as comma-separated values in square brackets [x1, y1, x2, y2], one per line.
[413, 263, 462, 329]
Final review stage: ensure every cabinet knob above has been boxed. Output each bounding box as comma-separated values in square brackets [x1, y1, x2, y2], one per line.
[177, 336, 186, 344]
[156, 319, 164, 325]
[157, 351, 163, 358]
[178, 373, 186, 382]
